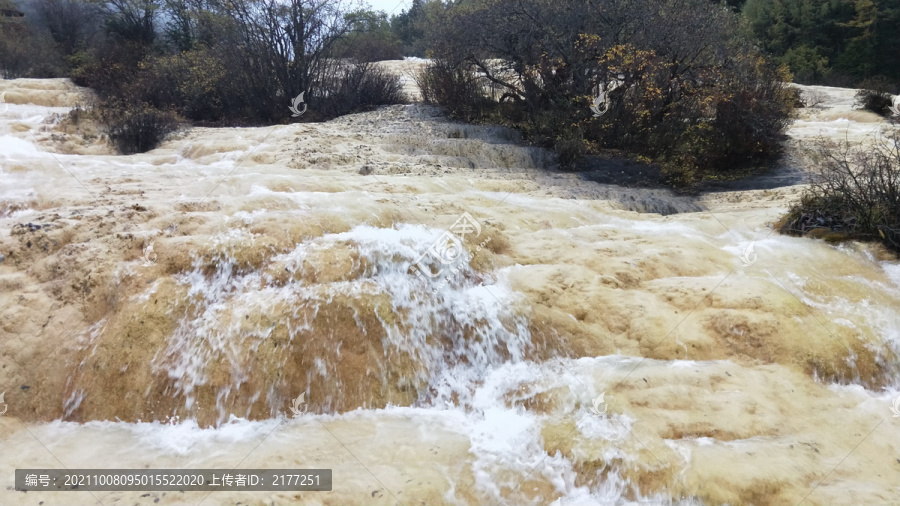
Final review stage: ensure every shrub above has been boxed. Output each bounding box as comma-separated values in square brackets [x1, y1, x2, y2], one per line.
[855, 89, 895, 117]
[100, 102, 181, 154]
[706, 59, 794, 165]
[799, 88, 824, 108]
[553, 131, 589, 168]
[135, 49, 232, 122]
[314, 63, 407, 118]
[778, 133, 900, 252]
[413, 60, 492, 120]
[352, 65, 407, 107]
[63, 0, 407, 125]
[857, 77, 899, 95]
[422, 0, 794, 187]
[593, 46, 795, 186]
[69, 39, 150, 95]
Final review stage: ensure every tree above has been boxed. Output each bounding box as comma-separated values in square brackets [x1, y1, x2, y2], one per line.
[218, 0, 359, 118]
[0, 0, 30, 77]
[390, 0, 425, 55]
[741, 0, 899, 85]
[332, 8, 403, 62]
[422, 0, 794, 185]
[0, 0, 68, 77]
[390, 0, 445, 57]
[32, 0, 100, 56]
[101, 0, 160, 46]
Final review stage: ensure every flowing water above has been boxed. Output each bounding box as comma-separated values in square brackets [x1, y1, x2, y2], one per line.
[1, 78, 899, 505]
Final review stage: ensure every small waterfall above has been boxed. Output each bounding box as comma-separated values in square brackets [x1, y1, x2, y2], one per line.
[149, 223, 532, 424]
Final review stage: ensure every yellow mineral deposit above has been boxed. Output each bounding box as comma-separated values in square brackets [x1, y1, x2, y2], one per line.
[0, 76, 898, 505]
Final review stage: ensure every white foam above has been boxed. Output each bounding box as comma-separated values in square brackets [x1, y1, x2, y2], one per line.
[0, 135, 40, 157]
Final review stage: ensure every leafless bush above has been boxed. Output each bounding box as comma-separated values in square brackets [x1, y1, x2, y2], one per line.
[413, 60, 492, 120]
[855, 89, 895, 116]
[100, 101, 181, 154]
[801, 88, 825, 108]
[778, 133, 900, 252]
[314, 63, 407, 118]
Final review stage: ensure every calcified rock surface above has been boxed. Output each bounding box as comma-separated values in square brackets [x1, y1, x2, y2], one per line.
[1, 76, 899, 505]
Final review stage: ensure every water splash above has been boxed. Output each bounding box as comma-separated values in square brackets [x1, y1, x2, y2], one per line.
[150, 223, 531, 423]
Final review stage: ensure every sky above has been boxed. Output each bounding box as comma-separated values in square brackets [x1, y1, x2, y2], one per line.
[364, 0, 412, 15]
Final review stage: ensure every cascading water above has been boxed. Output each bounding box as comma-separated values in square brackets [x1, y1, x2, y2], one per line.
[1, 78, 899, 505]
[143, 222, 532, 424]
